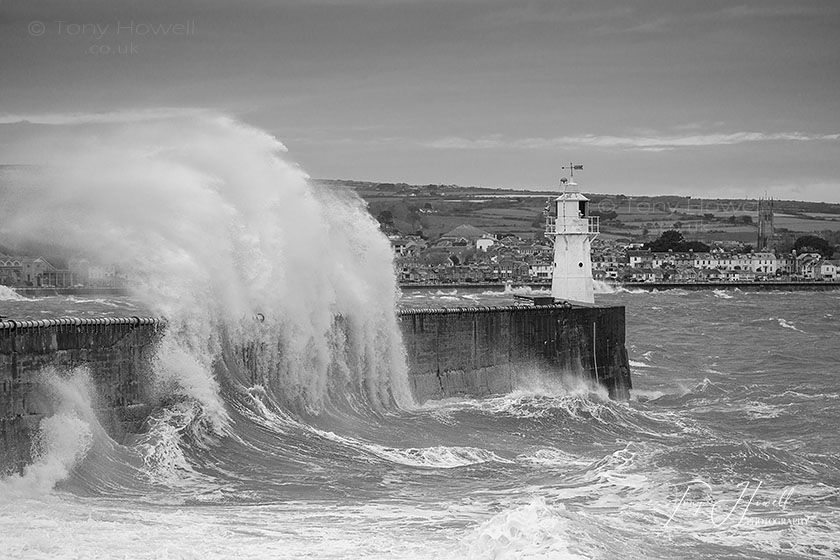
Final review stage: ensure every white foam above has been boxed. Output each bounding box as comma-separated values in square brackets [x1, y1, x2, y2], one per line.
[364, 444, 513, 468]
[308, 424, 510, 468]
[776, 318, 805, 332]
[517, 448, 588, 468]
[0, 285, 26, 300]
[0, 369, 96, 498]
[622, 287, 650, 294]
[503, 285, 550, 297]
[593, 279, 619, 294]
[692, 377, 728, 394]
[64, 296, 134, 308]
[629, 360, 652, 369]
[133, 401, 208, 484]
[464, 497, 592, 560]
[739, 401, 787, 419]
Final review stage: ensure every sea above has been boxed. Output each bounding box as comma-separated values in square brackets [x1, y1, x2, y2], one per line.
[1, 115, 839, 559]
[1, 286, 839, 559]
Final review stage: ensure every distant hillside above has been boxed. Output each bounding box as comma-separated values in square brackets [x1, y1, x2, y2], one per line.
[314, 179, 549, 239]
[314, 179, 840, 245]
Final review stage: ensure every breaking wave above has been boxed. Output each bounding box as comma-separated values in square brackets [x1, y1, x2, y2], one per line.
[0, 113, 414, 497]
[0, 369, 95, 497]
[0, 114, 410, 420]
[593, 279, 619, 294]
[0, 285, 26, 301]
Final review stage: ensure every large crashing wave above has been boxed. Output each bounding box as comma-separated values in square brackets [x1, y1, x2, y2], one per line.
[0, 113, 412, 441]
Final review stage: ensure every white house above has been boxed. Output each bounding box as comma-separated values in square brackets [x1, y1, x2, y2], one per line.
[818, 261, 837, 280]
[750, 252, 778, 275]
[476, 235, 496, 252]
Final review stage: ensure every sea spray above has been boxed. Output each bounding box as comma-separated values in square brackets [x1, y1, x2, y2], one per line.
[593, 279, 618, 294]
[0, 113, 412, 428]
[0, 285, 26, 301]
[134, 400, 212, 484]
[0, 369, 96, 497]
[465, 497, 593, 559]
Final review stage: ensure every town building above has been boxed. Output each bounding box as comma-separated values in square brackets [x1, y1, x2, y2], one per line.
[0, 254, 73, 287]
[439, 224, 496, 250]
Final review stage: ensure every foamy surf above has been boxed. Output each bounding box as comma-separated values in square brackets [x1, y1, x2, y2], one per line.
[0, 285, 26, 301]
[772, 317, 805, 332]
[629, 359, 652, 369]
[0, 369, 95, 498]
[464, 497, 621, 560]
[365, 445, 513, 468]
[516, 448, 590, 468]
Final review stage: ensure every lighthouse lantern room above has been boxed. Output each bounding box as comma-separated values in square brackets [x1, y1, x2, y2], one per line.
[545, 164, 599, 304]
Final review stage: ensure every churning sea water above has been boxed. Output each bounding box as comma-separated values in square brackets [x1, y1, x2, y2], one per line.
[2, 288, 839, 559]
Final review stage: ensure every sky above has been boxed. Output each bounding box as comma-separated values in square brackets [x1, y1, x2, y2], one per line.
[1, 0, 839, 201]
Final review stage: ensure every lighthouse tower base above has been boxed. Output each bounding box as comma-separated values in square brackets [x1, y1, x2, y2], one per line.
[551, 235, 595, 304]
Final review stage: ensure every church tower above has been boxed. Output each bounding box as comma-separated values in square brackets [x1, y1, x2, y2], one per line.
[546, 164, 599, 304]
[757, 196, 775, 252]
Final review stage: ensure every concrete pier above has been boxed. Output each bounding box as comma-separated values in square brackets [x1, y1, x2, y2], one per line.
[1, 305, 631, 471]
[399, 304, 630, 401]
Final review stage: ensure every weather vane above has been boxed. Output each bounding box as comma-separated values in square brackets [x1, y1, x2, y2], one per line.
[560, 163, 584, 179]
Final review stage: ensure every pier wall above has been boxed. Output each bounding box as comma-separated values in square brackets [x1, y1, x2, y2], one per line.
[1, 306, 631, 471]
[399, 305, 630, 402]
[0, 318, 162, 471]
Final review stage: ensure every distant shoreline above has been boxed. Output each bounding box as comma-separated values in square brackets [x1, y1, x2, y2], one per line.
[7, 281, 839, 299]
[10, 287, 130, 297]
[612, 281, 840, 291]
[399, 281, 840, 292]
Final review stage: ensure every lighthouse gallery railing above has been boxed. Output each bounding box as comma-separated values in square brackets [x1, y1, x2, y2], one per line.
[545, 216, 599, 235]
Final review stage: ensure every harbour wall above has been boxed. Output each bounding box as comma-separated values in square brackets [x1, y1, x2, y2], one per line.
[0, 305, 631, 471]
[0, 318, 162, 471]
[400, 305, 630, 401]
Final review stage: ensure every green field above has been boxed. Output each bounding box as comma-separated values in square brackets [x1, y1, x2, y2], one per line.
[316, 179, 840, 243]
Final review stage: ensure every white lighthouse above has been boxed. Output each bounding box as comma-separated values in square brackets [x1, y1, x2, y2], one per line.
[546, 164, 599, 304]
